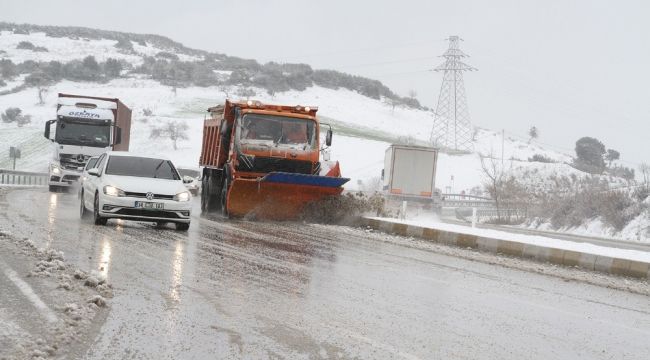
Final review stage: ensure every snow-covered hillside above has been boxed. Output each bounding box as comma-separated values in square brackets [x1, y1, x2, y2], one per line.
[0, 28, 630, 196]
[0, 30, 201, 65]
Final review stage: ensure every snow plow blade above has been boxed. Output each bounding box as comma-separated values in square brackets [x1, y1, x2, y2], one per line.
[226, 172, 350, 220]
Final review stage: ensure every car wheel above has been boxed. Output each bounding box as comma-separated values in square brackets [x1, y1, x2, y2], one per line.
[79, 190, 90, 219]
[155, 221, 167, 228]
[93, 193, 107, 226]
[175, 222, 190, 231]
[48, 185, 58, 192]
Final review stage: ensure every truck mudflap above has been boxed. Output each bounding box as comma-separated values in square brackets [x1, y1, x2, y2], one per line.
[226, 172, 350, 220]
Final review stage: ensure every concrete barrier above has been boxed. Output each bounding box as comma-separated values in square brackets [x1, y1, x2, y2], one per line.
[360, 217, 650, 280]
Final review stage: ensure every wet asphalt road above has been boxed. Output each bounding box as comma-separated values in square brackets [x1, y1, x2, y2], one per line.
[1, 187, 650, 359]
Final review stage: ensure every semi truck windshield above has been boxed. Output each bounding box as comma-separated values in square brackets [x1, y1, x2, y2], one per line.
[55, 118, 111, 147]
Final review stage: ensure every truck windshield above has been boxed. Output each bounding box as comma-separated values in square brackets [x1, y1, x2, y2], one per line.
[105, 156, 180, 180]
[55, 117, 111, 147]
[238, 114, 316, 149]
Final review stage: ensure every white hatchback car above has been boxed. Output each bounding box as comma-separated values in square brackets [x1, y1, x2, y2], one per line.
[79, 151, 192, 230]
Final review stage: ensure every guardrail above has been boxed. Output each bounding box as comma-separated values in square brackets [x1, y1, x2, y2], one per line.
[0, 169, 48, 186]
[455, 207, 528, 223]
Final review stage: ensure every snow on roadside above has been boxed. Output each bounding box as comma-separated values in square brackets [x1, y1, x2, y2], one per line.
[0, 229, 112, 359]
[369, 216, 650, 263]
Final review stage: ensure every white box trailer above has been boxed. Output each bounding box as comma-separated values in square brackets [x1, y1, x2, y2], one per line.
[382, 144, 441, 208]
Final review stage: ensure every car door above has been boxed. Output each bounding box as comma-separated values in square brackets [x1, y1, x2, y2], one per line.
[84, 154, 106, 208]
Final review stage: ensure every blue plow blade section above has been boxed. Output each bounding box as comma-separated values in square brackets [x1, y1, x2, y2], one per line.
[261, 172, 350, 188]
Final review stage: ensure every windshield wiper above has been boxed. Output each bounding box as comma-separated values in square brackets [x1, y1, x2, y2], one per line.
[153, 160, 165, 178]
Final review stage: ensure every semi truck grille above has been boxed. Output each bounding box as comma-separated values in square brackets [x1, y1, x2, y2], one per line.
[59, 154, 91, 170]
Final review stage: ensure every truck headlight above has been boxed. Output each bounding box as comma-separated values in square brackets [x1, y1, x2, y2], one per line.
[103, 185, 126, 197]
[50, 164, 61, 175]
[174, 191, 191, 202]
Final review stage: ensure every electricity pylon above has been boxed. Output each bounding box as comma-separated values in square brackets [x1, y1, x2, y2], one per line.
[429, 36, 476, 151]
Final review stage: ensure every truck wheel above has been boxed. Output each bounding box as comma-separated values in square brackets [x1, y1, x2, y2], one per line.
[201, 175, 210, 213]
[201, 171, 221, 214]
[79, 190, 90, 219]
[175, 222, 190, 231]
[93, 193, 107, 226]
[220, 175, 230, 218]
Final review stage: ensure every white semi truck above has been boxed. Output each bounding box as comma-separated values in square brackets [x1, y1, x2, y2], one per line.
[44, 93, 132, 192]
[382, 144, 441, 211]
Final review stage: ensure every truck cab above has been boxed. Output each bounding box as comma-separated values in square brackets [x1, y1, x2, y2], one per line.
[44, 94, 131, 191]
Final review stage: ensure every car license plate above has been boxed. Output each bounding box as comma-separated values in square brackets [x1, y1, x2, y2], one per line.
[135, 201, 164, 210]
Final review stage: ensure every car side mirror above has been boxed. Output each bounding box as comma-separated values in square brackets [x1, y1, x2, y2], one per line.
[44, 119, 56, 140]
[325, 129, 333, 147]
[88, 168, 100, 177]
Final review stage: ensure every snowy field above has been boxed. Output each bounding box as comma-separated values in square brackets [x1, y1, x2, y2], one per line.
[0, 77, 599, 194]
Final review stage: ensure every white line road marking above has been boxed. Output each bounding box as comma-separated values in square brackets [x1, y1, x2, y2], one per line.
[1, 264, 58, 323]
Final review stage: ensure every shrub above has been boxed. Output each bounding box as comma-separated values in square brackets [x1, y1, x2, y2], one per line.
[156, 52, 179, 61]
[528, 154, 554, 163]
[1, 107, 31, 126]
[114, 38, 133, 52]
[103, 58, 123, 78]
[575, 137, 606, 171]
[16, 41, 35, 50]
[607, 165, 635, 181]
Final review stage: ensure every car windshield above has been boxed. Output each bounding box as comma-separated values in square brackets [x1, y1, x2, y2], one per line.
[237, 114, 316, 149]
[178, 169, 199, 178]
[105, 156, 180, 180]
[55, 117, 111, 147]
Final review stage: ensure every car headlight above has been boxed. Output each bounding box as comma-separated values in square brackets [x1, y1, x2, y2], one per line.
[174, 191, 191, 202]
[51, 163, 61, 175]
[103, 185, 126, 197]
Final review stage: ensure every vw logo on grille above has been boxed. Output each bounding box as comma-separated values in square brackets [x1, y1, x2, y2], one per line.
[146, 192, 154, 200]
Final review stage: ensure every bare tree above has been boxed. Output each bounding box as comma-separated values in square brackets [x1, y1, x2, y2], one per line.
[384, 98, 396, 114]
[480, 153, 509, 222]
[37, 87, 48, 105]
[408, 89, 418, 99]
[150, 120, 189, 150]
[528, 126, 538, 144]
[236, 87, 255, 100]
[640, 162, 650, 191]
[218, 84, 231, 99]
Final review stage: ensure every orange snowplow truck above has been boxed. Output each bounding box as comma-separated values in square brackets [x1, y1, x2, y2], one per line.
[199, 99, 349, 219]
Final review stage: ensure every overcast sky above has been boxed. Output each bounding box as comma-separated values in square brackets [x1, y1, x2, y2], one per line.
[2, 0, 649, 165]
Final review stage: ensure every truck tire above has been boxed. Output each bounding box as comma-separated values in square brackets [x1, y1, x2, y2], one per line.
[220, 171, 230, 218]
[93, 193, 107, 226]
[201, 169, 221, 214]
